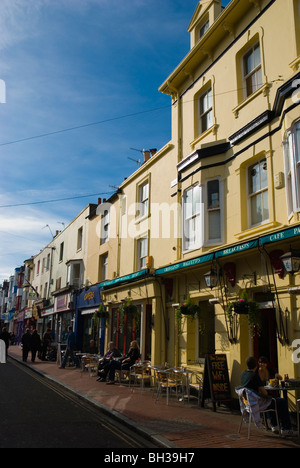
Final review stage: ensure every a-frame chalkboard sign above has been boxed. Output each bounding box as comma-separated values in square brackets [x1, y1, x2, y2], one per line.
[201, 354, 232, 412]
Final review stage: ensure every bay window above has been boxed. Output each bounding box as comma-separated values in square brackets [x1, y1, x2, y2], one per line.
[283, 120, 300, 217]
[183, 184, 203, 252]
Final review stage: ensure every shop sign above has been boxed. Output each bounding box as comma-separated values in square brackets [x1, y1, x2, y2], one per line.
[24, 307, 33, 319]
[55, 294, 71, 313]
[77, 284, 101, 309]
[99, 269, 148, 289]
[156, 254, 214, 276]
[215, 240, 258, 258]
[260, 225, 300, 245]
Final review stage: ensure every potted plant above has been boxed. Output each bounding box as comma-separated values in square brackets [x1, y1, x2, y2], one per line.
[226, 290, 261, 337]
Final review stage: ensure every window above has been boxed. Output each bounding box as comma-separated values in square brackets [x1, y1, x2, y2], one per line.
[59, 242, 64, 262]
[183, 185, 203, 251]
[101, 209, 110, 244]
[100, 253, 108, 282]
[206, 179, 222, 242]
[137, 181, 149, 218]
[199, 19, 209, 38]
[46, 253, 50, 271]
[137, 237, 148, 270]
[77, 227, 83, 250]
[37, 260, 40, 276]
[283, 121, 300, 216]
[199, 88, 213, 133]
[243, 43, 262, 98]
[248, 159, 269, 227]
[67, 261, 82, 288]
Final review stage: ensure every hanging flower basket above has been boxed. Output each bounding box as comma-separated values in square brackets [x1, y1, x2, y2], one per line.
[176, 295, 201, 320]
[95, 303, 110, 322]
[226, 291, 261, 337]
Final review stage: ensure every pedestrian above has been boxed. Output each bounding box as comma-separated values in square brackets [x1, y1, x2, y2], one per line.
[21, 329, 31, 362]
[0, 327, 10, 358]
[59, 326, 79, 369]
[41, 328, 52, 361]
[30, 330, 42, 363]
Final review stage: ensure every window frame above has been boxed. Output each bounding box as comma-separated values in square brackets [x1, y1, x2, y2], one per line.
[205, 178, 224, 245]
[182, 184, 203, 253]
[199, 87, 213, 134]
[242, 42, 263, 99]
[283, 120, 300, 217]
[247, 158, 269, 228]
[137, 180, 150, 219]
[137, 236, 148, 271]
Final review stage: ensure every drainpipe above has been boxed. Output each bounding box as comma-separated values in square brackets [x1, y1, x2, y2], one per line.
[167, 81, 183, 262]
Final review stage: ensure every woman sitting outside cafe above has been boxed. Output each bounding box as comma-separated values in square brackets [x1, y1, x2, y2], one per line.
[105, 340, 140, 385]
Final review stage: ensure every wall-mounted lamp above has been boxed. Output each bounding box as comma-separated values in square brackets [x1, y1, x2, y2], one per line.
[280, 250, 300, 275]
[204, 270, 218, 289]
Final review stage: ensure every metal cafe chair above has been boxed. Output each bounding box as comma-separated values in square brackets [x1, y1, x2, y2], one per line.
[236, 388, 280, 440]
[155, 368, 184, 405]
[129, 362, 152, 391]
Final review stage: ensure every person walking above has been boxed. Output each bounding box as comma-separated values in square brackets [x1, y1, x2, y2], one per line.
[21, 329, 31, 362]
[30, 330, 42, 363]
[59, 326, 79, 369]
[41, 328, 52, 361]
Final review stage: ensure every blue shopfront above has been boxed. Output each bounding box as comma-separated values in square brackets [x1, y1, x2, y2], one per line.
[75, 284, 105, 355]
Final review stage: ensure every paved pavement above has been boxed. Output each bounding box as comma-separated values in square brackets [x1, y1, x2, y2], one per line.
[7, 346, 300, 449]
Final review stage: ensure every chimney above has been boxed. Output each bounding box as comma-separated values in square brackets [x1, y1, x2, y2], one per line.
[143, 150, 150, 162]
[150, 148, 157, 157]
[98, 198, 102, 205]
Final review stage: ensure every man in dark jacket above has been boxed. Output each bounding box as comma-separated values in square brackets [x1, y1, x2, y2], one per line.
[30, 330, 42, 363]
[21, 329, 31, 362]
[59, 326, 79, 369]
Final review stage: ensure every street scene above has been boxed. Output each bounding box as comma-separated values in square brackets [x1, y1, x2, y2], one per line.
[1, 0, 300, 451]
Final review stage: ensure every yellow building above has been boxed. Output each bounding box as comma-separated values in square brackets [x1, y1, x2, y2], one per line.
[97, 0, 300, 401]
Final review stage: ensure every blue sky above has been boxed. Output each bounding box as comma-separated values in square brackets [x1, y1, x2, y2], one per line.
[0, 0, 230, 283]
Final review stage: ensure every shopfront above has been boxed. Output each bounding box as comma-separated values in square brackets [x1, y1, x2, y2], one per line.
[53, 290, 75, 344]
[75, 284, 103, 354]
[100, 271, 156, 362]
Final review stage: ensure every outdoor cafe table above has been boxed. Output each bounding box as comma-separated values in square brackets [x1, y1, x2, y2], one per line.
[265, 385, 300, 401]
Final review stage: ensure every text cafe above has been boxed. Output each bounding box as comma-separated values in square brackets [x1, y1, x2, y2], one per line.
[75, 284, 104, 354]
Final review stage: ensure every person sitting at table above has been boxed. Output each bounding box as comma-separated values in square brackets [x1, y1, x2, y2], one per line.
[241, 357, 295, 437]
[97, 341, 121, 381]
[258, 356, 282, 385]
[106, 340, 140, 385]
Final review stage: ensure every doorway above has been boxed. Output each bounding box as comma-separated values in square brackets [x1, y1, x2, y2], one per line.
[253, 308, 278, 371]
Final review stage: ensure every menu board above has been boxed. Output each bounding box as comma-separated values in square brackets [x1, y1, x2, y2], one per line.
[201, 354, 232, 411]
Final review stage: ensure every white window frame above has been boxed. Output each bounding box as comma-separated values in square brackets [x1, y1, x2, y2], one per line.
[137, 181, 149, 219]
[242, 42, 262, 99]
[205, 178, 224, 245]
[101, 253, 108, 282]
[101, 209, 110, 244]
[182, 184, 203, 253]
[283, 120, 300, 217]
[247, 158, 269, 228]
[199, 88, 213, 134]
[137, 237, 148, 271]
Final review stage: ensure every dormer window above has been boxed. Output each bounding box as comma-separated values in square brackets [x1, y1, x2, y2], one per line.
[199, 19, 209, 39]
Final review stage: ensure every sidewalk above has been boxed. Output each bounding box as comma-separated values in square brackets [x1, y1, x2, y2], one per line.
[8, 346, 300, 449]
